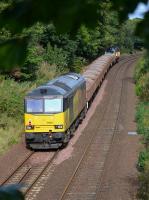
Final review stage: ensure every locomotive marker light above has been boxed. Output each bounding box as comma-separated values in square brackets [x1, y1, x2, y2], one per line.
[55, 125, 63, 129]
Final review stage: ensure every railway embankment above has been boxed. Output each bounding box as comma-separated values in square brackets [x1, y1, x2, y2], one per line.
[134, 55, 149, 199]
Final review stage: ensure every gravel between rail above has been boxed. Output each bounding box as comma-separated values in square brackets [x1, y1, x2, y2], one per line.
[0, 54, 141, 200]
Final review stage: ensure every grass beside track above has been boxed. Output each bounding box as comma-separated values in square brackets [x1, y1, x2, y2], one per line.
[0, 78, 30, 154]
[134, 55, 149, 200]
[0, 119, 23, 154]
[0, 67, 57, 154]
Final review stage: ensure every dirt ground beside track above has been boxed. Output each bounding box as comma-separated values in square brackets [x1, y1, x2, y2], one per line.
[95, 60, 141, 200]
[0, 55, 141, 200]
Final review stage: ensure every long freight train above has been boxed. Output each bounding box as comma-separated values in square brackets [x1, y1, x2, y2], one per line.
[24, 49, 120, 149]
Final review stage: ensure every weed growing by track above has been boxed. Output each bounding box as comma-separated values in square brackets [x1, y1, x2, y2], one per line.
[0, 68, 56, 154]
[135, 56, 149, 199]
[0, 78, 28, 154]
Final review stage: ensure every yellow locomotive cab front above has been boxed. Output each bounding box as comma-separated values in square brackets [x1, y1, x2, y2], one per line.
[25, 112, 66, 133]
[24, 97, 69, 149]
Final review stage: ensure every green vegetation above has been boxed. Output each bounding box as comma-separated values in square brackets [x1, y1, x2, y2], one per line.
[135, 56, 149, 199]
[0, 0, 148, 199]
[0, 1, 141, 154]
[136, 102, 149, 138]
[0, 0, 146, 69]
[138, 150, 149, 172]
[118, 19, 143, 53]
[138, 162, 149, 200]
[136, 102, 149, 173]
[0, 78, 31, 154]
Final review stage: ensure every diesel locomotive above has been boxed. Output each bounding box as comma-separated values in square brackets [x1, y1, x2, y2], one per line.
[25, 73, 87, 149]
[24, 53, 120, 149]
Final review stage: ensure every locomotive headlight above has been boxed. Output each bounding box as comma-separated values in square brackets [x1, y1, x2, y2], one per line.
[26, 125, 34, 130]
[55, 125, 63, 129]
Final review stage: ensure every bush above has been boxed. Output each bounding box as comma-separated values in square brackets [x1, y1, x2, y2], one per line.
[35, 62, 57, 85]
[0, 79, 30, 120]
[135, 57, 149, 199]
[0, 115, 23, 154]
[134, 57, 149, 82]
[70, 57, 87, 73]
[0, 77, 32, 154]
[136, 102, 149, 146]
[44, 43, 68, 72]
[136, 73, 149, 102]
[136, 103, 149, 134]
[138, 150, 149, 171]
[76, 25, 100, 61]
[138, 162, 149, 200]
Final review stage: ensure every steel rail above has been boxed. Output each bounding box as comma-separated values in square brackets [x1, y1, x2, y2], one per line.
[1, 150, 59, 198]
[24, 150, 59, 196]
[24, 56, 139, 200]
[58, 55, 138, 200]
[94, 56, 138, 200]
[1, 152, 34, 186]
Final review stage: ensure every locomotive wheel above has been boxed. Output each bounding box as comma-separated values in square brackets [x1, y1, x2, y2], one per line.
[61, 129, 71, 148]
[26, 143, 31, 150]
[70, 124, 75, 137]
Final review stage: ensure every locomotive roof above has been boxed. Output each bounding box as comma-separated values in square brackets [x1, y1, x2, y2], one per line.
[26, 73, 85, 98]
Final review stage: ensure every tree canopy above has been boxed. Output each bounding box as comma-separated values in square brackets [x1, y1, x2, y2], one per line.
[0, 0, 148, 69]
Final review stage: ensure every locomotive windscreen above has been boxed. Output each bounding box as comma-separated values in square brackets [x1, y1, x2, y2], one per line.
[25, 98, 63, 113]
[44, 99, 63, 112]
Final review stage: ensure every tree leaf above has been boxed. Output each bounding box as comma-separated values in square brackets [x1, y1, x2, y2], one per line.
[0, 37, 28, 70]
[0, 0, 99, 33]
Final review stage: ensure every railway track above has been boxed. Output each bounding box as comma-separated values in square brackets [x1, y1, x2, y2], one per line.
[0, 54, 139, 200]
[57, 56, 139, 200]
[94, 58, 136, 200]
[24, 55, 140, 200]
[1, 150, 59, 197]
[1, 152, 34, 186]
[25, 55, 139, 200]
